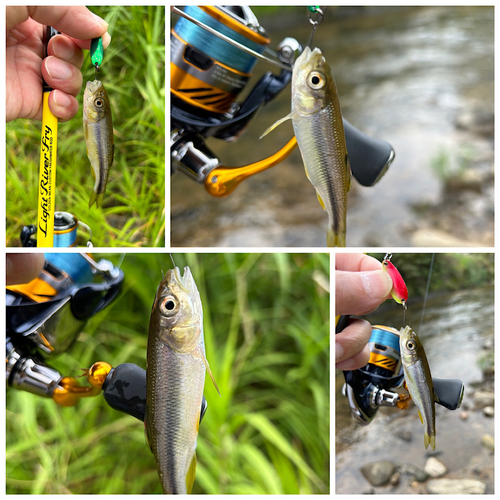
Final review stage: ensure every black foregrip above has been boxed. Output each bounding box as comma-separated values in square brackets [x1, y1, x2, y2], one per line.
[102, 363, 208, 423]
[343, 119, 395, 187]
[433, 377, 464, 411]
[103, 363, 147, 421]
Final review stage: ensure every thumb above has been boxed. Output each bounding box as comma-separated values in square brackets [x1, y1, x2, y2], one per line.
[336, 269, 393, 316]
[27, 6, 108, 40]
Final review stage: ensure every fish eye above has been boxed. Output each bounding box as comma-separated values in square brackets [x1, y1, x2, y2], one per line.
[407, 341, 415, 350]
[160, 295, 179, 317]
[307, 71, 326, 90]
[94, 98, 104, 108]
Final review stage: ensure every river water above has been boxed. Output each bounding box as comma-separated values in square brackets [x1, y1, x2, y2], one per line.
[171, 6, 493, 247]
[336, 285, 494, 493]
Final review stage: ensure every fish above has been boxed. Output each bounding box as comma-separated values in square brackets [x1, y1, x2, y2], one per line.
[145, 266, 220, 494]
[399, 325, 438, 450]
[83, 79, 114, 208]
[261, 46, 351, 247]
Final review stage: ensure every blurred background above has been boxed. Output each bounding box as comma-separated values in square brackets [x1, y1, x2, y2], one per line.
[6, 252, 330, 494]
[171, 6, 493, 247]
[336, 253, 494, 493]
[6, 6, 165, 247]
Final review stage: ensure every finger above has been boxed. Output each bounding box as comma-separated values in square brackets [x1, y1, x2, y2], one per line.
[335, 318, 372, 364]
[26, 6, 108, 40]
[336, 253, 383, 272]
[6, 254, 45, 285]
[336, 345, 370, 371]
[336, 269, 393, 316]
[42, 56, 83, 97]
[68, 32, 111, 51]
[48, 35, 85, 69]
[48, 90, 79, 122]
[6, 6, 30, 30]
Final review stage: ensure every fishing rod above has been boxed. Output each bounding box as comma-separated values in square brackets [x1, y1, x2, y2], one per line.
[337, 254, 464, 425]
[22, 30, 104, 247]
[171, 5, 394, 197]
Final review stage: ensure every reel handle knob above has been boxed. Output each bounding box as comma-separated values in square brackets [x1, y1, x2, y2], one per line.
[433, 377, 464, 410]
[344, 119, 395, 187]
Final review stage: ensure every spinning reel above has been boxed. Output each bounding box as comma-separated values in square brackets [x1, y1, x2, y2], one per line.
[171, 6, 395, 197]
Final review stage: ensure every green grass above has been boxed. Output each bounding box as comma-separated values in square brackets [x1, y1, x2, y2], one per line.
[6, 6, 165, 247]
[6, 253, 330, 494]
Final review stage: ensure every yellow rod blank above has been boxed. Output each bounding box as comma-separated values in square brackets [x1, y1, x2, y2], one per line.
[37, 92, 58, 247]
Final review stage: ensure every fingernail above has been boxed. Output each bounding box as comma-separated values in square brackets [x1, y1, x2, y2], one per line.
[360, 270, 393, 299]
[335, 342, 344, 361]
[92, 13, 108, 29]
[45, 56, 70, 80]
[52, 36, 75, 60]
[102, 32, 111, 49]
[53, 90, 71, 107]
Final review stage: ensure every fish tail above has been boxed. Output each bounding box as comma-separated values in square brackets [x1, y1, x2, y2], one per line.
[424, 432, 436, 451]
[327, 228, 346, 247]
[88, 191, 104, 208]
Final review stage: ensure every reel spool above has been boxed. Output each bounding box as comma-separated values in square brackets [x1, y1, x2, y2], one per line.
[171, 6, 270, 115]
[20, 212, 93, 247]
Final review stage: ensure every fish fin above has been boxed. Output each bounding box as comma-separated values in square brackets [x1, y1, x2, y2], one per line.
[327, 229, 346, 247]
[417, 409, 424, 424]
[316, 191, 326, 210]
[433, 388, 440, 403]
[144, 417, 152, 451]
[424, 432, 436, 451]
[346, 155, 352, 192]
[88, 191, 104, 209]
[194, 346, 221, 396]
[186, 453, 196, 494]
[259, 112, 294, 139]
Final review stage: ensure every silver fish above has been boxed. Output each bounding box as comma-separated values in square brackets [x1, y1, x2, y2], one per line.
[145, 266, 219, 494]
[400, 325, 437, 450]
[83, 79, 114, 208]
[262, 46, 351, 247]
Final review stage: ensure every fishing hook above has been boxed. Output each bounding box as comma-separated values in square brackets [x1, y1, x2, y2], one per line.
[306, 6, 326, 48]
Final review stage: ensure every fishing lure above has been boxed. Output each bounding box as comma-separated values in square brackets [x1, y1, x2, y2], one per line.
[382, 253, 408, 307]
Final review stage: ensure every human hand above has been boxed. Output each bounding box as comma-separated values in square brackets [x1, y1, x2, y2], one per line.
[6, 254, 45, 285]
[335, 253, 393, 370]
[6, 6, 111, 122]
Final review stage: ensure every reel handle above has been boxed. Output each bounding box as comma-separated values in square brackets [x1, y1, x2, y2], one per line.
[204, 119, 394, 197]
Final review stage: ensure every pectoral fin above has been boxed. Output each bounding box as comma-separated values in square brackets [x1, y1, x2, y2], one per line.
[417, 409, 423, 424]
[193, 346, 221, 396]
[260, 112, 295, 139]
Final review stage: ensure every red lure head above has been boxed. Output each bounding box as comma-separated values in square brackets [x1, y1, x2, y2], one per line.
[382, 259, 409, 305]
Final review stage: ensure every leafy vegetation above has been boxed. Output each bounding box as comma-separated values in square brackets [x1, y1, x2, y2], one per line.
[6, 253, 330, 493]
[6, 6, 165, 247]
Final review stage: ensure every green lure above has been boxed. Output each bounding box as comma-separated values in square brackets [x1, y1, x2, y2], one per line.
[90, 37, 104, 71]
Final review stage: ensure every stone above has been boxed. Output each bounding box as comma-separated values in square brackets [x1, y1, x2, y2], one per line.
[474, 391, 494, 408]
[360, 460, 397, 487]
[483, 406, 494, 417]
[424, 457, 447, 478]
[481, 434, 494, 451]
[459, 411, 468, 420]
[389, 472, 400, 486]
[427, 479, 487, 494]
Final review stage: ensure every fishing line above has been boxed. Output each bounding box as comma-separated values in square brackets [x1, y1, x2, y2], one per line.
[116, 253, 126, 270]
[169, 253, 176, 269]
[419, 253, 435, 333]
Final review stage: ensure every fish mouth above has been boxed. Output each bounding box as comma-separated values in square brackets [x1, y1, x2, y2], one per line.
[86, 80, 102, 94]
[165, 266, 194, 292]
